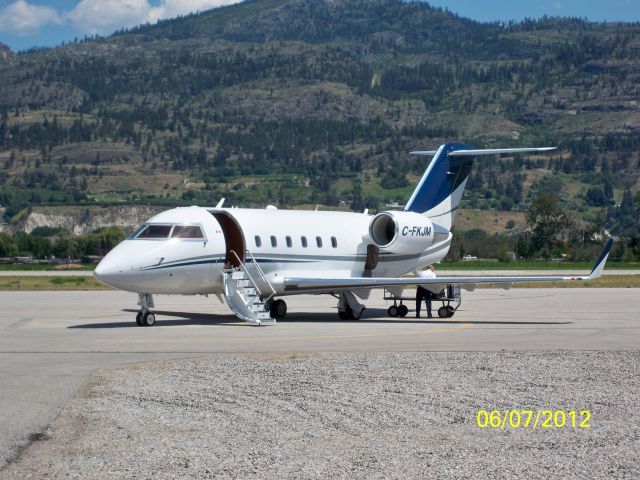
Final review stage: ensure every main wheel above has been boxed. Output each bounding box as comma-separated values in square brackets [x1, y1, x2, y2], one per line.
[437, 306, 449, 318]
[142, 311, 156, 326]
[446, 305, 456, 317]
[397, 305, 409, 317]
[387, 305, 399, 317]
[339, 305, 356, 320]
[136, 311, 143, 326]
[270, 299, 287, 319]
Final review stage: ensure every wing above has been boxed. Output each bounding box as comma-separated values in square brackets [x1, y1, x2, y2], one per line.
[282, 239, 613, 294]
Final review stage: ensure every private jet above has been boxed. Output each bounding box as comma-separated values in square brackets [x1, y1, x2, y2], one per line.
[94, 142, 613, 326]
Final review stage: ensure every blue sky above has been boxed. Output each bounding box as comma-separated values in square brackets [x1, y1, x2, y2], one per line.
[0, 0, 638, 52]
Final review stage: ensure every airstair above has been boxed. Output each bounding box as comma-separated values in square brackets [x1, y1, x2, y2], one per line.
[223, 250, 277, 325]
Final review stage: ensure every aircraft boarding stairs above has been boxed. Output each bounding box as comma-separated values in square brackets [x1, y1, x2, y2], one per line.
[223, 250, 277, 326]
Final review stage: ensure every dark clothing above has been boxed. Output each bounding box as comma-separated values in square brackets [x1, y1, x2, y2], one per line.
[416, 286, 435, 318]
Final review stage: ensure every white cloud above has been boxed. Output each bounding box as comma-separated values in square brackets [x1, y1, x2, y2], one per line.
[67, 0, 242, 35]
[67, 0, 153, 35]
[0, 0, 62, 36]
[0, 0, 242, 39]
[149, 0, 242, 23]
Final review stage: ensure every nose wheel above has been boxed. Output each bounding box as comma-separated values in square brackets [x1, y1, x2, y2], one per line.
[136, 293, 156, 327]
[136, 310, 156, 326]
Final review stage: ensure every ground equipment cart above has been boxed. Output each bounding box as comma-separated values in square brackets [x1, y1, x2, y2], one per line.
[384, 284, 462, 318]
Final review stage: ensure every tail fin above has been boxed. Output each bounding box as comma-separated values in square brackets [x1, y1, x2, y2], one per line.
[405, 143, 556, 231]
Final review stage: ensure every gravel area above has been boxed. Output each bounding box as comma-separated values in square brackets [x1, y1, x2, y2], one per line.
[2, 352, 639, 479]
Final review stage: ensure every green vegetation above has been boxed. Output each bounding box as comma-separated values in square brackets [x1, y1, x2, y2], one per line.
[0, 227, 125, 259]
[447, 190, 640, 262]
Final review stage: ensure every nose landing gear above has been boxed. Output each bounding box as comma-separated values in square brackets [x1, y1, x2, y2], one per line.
[136, 293, 156, 327]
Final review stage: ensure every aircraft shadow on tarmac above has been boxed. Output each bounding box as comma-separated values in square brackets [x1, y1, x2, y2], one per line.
[67, 308, 572, 328]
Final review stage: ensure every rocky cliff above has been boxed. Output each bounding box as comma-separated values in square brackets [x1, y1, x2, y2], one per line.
[16, 205, 166, 235]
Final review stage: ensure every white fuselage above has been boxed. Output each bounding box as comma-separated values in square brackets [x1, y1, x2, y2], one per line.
[94, 206, 452, 295]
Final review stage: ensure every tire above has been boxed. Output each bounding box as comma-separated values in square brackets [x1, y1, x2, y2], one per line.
[446, 306, 456, 317]
[270, 299, 287, 319]
[339, 305, 356, 320]
[143, 311, 156, 326]
[398, 305, 408, 317]
[388, 306, 399, 317]
[136, 311, 143, 326]
[438, 306, 449, 318]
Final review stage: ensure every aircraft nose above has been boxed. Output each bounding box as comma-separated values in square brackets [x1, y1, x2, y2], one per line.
[94, 251, 129, 288]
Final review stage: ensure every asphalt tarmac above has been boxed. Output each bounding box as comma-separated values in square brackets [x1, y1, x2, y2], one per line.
[1, 288, 639, 469]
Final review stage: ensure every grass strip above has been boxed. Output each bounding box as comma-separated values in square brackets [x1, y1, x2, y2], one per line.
[437, 261, 640, 270]
[0, 276, 112, 291]
[0, 264, 97, 271]
[475, 275, 640, 288]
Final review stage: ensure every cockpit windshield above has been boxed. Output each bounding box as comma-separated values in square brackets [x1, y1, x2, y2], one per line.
[129, 224, 205, 240]
[136, 224, 173, 239]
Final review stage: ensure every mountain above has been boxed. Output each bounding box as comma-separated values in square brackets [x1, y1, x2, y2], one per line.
[0, 0, 638, 242]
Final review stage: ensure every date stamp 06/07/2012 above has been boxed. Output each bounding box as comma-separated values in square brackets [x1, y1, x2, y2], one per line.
[476, 410, 592, 429]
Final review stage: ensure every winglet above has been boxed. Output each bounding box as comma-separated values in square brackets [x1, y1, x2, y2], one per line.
[587, 238, 614, 280]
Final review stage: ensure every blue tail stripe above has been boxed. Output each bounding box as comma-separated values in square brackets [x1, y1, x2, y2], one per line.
[405, 142, 473, 214]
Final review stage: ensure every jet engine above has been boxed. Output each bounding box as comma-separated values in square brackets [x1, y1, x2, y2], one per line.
[368, 211, 434, 254]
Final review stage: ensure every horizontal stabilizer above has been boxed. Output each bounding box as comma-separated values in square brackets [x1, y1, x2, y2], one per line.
[410, 147, 556, 156]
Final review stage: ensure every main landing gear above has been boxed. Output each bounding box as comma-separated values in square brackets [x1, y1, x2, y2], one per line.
[136, 293, 156, 327]
[268, 299, 287, 319]
[337, 292, 366, 320]
[338, 305, 364, 320]
[387, 301, 408, 318]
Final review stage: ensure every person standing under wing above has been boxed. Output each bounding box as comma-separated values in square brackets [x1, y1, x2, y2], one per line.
[416, 264, 437, 318]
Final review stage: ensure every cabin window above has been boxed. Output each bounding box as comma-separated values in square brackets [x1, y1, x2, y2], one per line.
[255, 235, 262, 247]
[331, 236, 338, 248]
[316, 236, 323, 247]
[301, 236, 308, 248]
[271, 235, 277, 247]
[171, 225, 204, 239]
[136, 224, 172, 239]
[286, 236, 292, 247]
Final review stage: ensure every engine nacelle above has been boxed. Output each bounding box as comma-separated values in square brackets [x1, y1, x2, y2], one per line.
[369, 211, 434, 254]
